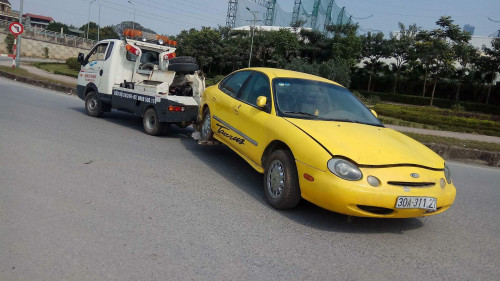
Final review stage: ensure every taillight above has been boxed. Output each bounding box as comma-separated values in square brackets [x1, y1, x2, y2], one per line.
[168, 105, 185, 112]
[125, 44, 140, 56]
[163, 53, 176, 60]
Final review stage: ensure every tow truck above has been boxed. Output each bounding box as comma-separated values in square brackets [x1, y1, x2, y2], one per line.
[76, 29, 205, 135]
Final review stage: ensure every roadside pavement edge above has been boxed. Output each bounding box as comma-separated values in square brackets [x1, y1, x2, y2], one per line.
[0, 70, 76, 95]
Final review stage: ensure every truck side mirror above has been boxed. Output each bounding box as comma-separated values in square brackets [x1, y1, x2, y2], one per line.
[77, 53, 85, 65]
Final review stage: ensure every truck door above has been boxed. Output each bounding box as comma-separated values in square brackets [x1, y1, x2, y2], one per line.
[82, 42, 114, 102]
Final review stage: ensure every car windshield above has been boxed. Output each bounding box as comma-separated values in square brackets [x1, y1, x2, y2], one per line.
[273, 78, 383, 126]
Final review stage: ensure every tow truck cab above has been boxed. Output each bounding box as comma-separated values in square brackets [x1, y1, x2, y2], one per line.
[76, 29, 204, 135]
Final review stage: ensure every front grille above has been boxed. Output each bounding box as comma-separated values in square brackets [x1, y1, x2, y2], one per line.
[357, 205, 394, 215]
[387, 181, 435, 187]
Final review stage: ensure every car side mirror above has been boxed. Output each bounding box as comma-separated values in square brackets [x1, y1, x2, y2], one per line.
[77, 53, 85, 65]
[256, 96, 267, 109]
[371, 109, 378, 118]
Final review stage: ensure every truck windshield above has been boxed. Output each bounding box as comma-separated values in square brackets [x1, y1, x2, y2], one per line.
[273, 78, 383, 126]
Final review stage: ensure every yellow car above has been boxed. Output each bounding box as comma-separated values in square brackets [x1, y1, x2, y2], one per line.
[197, 68, 456, 218]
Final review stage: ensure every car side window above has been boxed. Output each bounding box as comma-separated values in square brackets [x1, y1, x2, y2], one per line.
[239, 72, 271, 107]
[86, 43, 109, 63]
[219, 71, 252, 97]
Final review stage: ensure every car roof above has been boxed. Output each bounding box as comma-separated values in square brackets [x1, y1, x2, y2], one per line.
[243, 67, 343, 87]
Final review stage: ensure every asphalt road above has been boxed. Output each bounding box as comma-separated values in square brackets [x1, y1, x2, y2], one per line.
[1, 77, 499, 281]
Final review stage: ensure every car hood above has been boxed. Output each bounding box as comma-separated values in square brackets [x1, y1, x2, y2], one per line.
[285, 118, 444, 169]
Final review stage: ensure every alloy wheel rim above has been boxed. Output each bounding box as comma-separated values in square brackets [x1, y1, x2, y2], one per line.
[267, 159, 285, 199]
[202, 112, 211, 137]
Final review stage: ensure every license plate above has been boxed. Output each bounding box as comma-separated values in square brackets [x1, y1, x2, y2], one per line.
[395, 196, 437, 211]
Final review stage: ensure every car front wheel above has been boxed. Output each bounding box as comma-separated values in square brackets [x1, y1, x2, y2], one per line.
[200, 108, 214, 141]
[264, 149, 301, 209]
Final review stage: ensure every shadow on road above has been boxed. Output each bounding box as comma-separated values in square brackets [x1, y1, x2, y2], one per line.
[180, 137, 424, 234]
[71, 107, 424, 233]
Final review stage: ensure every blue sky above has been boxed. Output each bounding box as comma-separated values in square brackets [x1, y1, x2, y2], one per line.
[8, 0, 500, 37]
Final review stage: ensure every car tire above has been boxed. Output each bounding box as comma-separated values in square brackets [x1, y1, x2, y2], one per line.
[264, 149, 301, 209]
[85, 91, 104, 117]
[167, 63, 199, 74]
[169, 56, 197, 64]
[143, 107, 164, 136]
[200, 108, 214, 141]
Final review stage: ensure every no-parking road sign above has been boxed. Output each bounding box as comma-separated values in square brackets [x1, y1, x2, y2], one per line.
[9, 22, 24, 36]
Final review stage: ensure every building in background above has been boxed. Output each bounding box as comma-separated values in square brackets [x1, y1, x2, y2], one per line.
[23, 13, 54, 29]
[0, 0, 19, 23]
[463, 24, 475, 35]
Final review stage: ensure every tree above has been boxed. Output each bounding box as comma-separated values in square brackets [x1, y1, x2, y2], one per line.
[415, 30, 437, 97]
[361, 32, 388, 91]
[480, 38, 500, 104]
[176, 27, 221, 73]
[388, 23, 418, 94]
[453, 42, 477, 101]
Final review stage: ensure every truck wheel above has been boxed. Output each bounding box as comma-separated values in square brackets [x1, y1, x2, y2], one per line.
[200, 108, 214, 141]
[168, 63, 199, 74]
[264, 150, 301, 210]
[169, 56, 197, 64]
[85, 91, 104, 117]
[143, 108, 164, 136]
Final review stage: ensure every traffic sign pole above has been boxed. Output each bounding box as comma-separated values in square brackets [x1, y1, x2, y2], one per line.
[12, 35, 17, 69]
[15, 0, 24, 68]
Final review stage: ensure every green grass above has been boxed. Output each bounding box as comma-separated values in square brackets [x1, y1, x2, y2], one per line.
[374, 103, 500, 137]
[379, 115, 439, 130]
[33, 63, 79, 78]
[403, 132, 500, 153]
[0, 65, 76, 88]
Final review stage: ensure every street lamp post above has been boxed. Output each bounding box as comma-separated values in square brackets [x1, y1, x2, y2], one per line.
[128, 0, 135, 30]
[246, 7, 258, 68]
[87, 0, 96, 39]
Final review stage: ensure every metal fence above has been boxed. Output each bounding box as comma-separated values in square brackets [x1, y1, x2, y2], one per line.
[0, 19, 94, 49]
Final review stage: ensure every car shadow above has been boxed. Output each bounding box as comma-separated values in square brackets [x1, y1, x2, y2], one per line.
[71, 107, 423, 233]
[179, 137, 424, 234]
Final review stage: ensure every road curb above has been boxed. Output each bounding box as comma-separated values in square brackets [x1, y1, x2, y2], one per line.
[425, 143, 500, 167]
[0, 70, 75, 95]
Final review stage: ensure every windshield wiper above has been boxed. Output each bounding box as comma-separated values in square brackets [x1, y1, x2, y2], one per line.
[283, 111, 327, 119]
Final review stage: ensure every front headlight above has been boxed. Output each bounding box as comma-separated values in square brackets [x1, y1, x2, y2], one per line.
[327, 158, 363, 181]
[444, 163, 452, 184]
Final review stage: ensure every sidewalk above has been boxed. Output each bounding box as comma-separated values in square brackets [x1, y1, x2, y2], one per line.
[0, 58, 77, 85]
[386, 125, 500, 144]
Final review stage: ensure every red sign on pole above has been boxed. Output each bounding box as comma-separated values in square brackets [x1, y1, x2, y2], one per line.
[9, 22, 24, 36]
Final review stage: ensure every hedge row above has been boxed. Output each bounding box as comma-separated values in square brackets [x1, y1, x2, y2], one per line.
[358, 90, 500, 115]
[373, 104, 500, 137]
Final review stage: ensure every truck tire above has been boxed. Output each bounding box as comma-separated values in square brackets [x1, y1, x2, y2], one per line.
[85, 91, 104, 117]
[168, 63, 200, 74]
[200, 108, 214, 141]
[143, 107, 164, 136]
[263, 149, 301, 210]
[169, 56, 197, 64]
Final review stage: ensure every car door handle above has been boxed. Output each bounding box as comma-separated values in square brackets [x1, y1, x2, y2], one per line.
[232, 104, 241, 115]
[212, 96, 217, 102]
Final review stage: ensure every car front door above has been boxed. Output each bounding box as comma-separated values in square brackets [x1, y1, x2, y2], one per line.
[81, 42, 112, 100]
[230, 72, 273, 165]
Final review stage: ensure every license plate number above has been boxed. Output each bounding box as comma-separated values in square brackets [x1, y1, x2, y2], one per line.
[395, 196, 437, 211]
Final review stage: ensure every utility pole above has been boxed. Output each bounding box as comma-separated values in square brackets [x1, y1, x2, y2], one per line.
[87, 0, 96, 39]
[246, 7, 259, 68]
[128, 0, 135, 30]
[15, 0, 23, 68]
[97, 0, 101, 41]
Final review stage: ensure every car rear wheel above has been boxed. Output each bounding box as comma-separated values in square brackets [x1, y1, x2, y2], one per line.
[200, 108, 214, 141]
[143, 108, 164, 136]
[264, 150, 301, 209]
[85, 91, 104, 117]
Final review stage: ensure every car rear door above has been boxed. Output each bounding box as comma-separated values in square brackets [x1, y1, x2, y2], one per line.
[210, 71, 252, 148]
